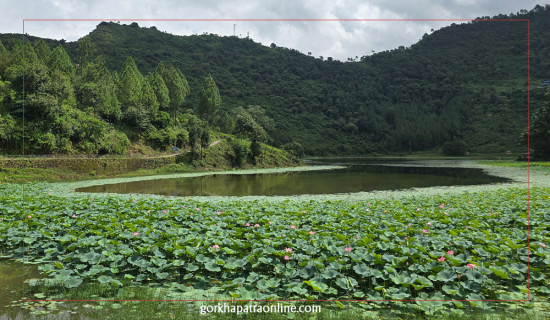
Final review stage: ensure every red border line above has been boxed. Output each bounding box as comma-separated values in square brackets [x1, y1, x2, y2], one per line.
[20, 18, 531, 303]
[527, 20, 531, 300]
[22, 18, 530, 22]
[22, 20, 26, 301]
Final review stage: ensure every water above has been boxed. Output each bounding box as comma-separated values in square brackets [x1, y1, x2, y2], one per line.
[0, 261, 41, 318]
[76, 159, 509, 197]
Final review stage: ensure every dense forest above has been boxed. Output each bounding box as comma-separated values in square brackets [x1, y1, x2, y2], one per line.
[1, 4, 549, 156]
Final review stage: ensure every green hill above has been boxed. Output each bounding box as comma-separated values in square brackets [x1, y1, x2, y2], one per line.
[1, 4, 549, 156]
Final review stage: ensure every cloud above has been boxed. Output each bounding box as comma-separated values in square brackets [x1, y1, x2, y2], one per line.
[1, 0, 541, 61]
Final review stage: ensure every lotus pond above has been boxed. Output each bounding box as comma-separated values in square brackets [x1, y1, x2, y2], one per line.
[1, 176, 549, 317]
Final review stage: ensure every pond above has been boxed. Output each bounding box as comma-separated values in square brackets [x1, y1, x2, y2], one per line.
[76, 159, 510, 197]
[0, 261, 41, 312]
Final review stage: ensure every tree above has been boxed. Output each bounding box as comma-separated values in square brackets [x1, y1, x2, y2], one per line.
[157, 63, 189, 125]
[528, 92, 550, 160]
[187, 115, 202, 154]
[47, 46, 75, 78]
[33, 39, 51, 63]
[77, 36, 96, 74]
[147, 72, 170, 112]
[197, 74, 221, 122]
[76, 57, 121, 121]
[140, 78, 159, 118]
[442, 140, 468, 156]
[199, 126, 210, 159]
[117, 57, 142, 111]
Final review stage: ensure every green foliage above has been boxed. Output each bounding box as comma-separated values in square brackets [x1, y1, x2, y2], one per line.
[33, 39, 51, 63]
[77, 36, 96, 69]
[528, 91, 550, 160]
[46, 46, 75, 78]
[442, 141, 468, 156]
[147, 72, 170, 111]
[157, 63, 190, 124]
[117, 56, 142, 111]
[281, 141, 305, 157]
[231, 138, 249, 167]
[197, 74, 221, 122]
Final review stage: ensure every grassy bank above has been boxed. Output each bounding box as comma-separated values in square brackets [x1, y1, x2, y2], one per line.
[0, 139, 301, 184]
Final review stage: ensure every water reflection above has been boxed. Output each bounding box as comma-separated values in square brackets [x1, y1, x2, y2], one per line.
[77, 160, 509, 197]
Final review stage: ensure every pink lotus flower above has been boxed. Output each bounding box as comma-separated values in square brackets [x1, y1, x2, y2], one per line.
[254, 224, 260, 228]
[182, 206, 186, 209]
[27, 215, 31, 219]
[355, 235, 359, 239]
[488, 212, 492, 216]
[302, 210, 307, 213]
[539, 243, 547, 248]
[447, 250, 454, 256]
[422, 229, 428, 234]
[290, 225, 296, 229]
[468, 201, 473, 204]
[185, 198, 189, 202]
[284, 255, 290, 260]
[132, 199, 136, 203]
[309, 231, 315, 235]
[72, 214, 77, 218]
[439, 203, 445, 208]
[467, 263, 476, 269]
[365, 209, 370, 212]
[457, 274, 461, 279]
[285, 248, 293, 253]
[444, 212, 449, 216]
[383, 210, 388, 213]
[212, 244, 219, 250]
[274, 267, 278, 271]
[281, 234, 284, 238]
[344, 247, 352, 252]
[91, 198, 94, 201]
[438, 257, 445, 262]
[217, 211, 223, 215]
[367, 202, 371, 206]
[416, 209, 420, 212]
[245, 223, 250, 227]
[195, 207, 200, 211]
[133, 232, 139, 237]
[426, 222, 432, 227]
[162, 210, 167, 213]
[407, 224, 411, 228]
[404, 237, 408, 240]
[269, 221, 272, 225]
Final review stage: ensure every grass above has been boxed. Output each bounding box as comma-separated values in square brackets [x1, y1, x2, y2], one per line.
[0, 139, 302, 184]
[477, 160, 550, 168]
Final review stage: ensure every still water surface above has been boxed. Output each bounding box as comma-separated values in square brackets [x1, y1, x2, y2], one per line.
[77, 159, 509, 197]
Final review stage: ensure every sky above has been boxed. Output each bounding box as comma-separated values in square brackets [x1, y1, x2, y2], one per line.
[0, 0, 544, 61]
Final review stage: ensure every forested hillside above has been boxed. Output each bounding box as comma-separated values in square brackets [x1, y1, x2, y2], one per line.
[1, 4, 549, 156]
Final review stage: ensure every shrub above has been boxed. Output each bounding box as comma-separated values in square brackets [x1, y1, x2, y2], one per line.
[231, 138, 249, 167]
[442, 141, 468, 156]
